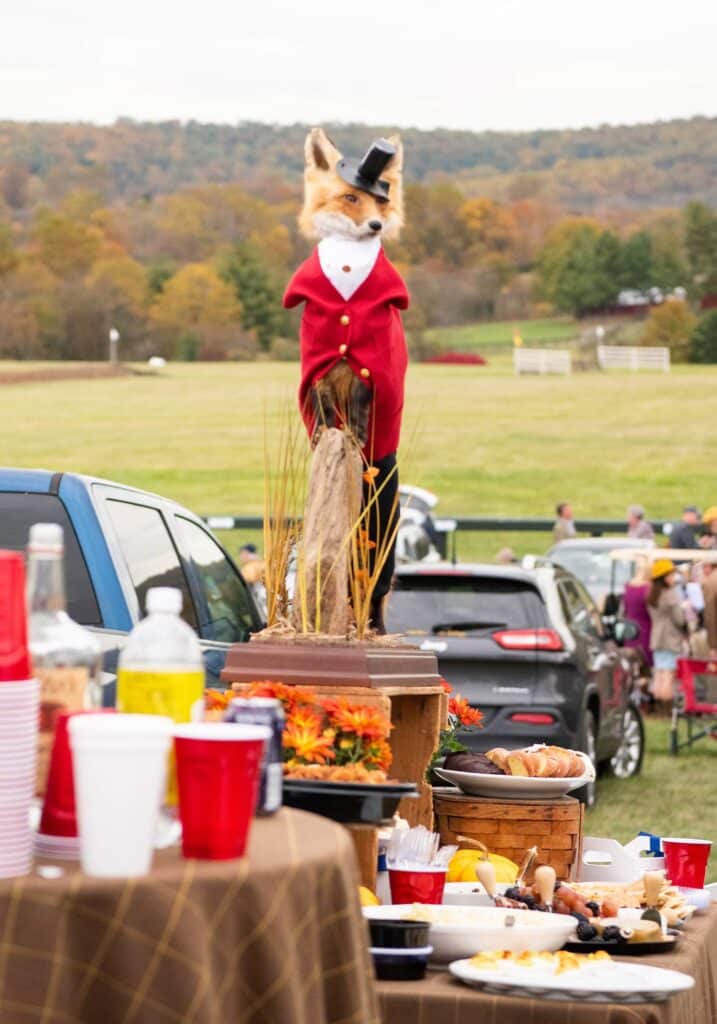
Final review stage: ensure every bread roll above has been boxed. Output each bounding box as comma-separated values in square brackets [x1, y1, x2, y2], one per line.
[485, 748, 511, 771]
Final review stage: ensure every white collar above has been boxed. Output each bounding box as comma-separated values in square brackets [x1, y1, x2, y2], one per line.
[317, 236, 381, 300]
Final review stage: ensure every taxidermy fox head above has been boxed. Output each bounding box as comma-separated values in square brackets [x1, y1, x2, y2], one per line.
[299, 127, 404, 243]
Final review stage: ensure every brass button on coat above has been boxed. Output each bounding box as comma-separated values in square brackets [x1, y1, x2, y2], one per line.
[360, 368, 370, 379]
[339, 344, 347, 355]
[340, 314, 350, 326]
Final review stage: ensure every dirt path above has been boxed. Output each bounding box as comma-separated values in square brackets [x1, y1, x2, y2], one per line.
[0, 365, 135, 386]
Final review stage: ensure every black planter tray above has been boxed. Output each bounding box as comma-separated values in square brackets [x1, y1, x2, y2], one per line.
[282, 779, 417, 824]
[563, 931, 679, 957]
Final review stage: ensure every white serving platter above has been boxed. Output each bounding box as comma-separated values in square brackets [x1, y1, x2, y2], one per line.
[434, 765, 592, 799]
[449, 956, 694, 1004]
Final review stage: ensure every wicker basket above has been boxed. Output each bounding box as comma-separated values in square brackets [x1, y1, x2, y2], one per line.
[434, 791, 584, 881]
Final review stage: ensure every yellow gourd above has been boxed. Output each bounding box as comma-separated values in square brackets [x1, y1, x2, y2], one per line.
[447, 846, 519, 884]
[358, 885, 380, 906]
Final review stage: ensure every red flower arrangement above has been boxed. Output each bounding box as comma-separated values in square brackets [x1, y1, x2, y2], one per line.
[205, 681, 393, 782]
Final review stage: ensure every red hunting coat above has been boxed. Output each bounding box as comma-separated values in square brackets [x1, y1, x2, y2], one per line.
[283, 248, 409, 463]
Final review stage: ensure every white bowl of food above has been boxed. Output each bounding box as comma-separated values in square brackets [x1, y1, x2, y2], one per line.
[442, 882, 510, 906]
[363, 904, 576, 963]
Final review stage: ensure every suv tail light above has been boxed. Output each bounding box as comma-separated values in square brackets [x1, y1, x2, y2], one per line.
[492, 629, 564, 652]
[509, 712, 557, 725]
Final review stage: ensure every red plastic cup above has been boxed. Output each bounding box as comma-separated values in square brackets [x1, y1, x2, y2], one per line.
[173, 723, 269, 860]
[662, 837, 712, 889]
[0, 551, 32, 682]
[389, 866, 447, 905]
[39, 709, 115, 837]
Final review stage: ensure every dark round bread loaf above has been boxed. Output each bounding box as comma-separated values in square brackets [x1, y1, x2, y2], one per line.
[443, 751, 505, 775]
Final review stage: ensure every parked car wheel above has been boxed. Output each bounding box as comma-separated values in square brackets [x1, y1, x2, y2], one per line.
[574, 710, 598, 808]
[607, 705, 645, 779]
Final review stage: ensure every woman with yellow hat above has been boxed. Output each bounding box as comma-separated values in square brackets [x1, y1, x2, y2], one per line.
[647, 559, 689, 703]
[699, 506, 717, 550]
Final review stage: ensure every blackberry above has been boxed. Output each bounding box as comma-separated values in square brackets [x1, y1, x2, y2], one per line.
[576, 922, 597, 941]
[601, 926, 622, 943]
[520, 894, 536, 909]
[585, 901, 600, 916]
[570, 911, 589, 924]
[504, 886, 522, 902]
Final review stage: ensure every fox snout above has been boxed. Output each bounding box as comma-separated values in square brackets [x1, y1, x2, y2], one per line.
[368, 219, 383, 233]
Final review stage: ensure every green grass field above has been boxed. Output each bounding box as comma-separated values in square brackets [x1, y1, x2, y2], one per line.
[426, 317, 580, 351]
[587, 718, 717, 883]
[1, 357, 712, 561]
[2, 356, 716, 876]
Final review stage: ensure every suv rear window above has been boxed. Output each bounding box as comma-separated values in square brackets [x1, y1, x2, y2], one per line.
[0, 492, 101, 626]
[386, 575, 549, 635]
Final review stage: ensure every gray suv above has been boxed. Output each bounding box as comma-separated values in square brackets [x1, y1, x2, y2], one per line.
[385, 562, 645, 805]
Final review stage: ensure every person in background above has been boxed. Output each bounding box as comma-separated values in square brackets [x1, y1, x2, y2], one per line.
[698, 506, 717, 549]
[622, 557, 652, 700]
[669, 506, 701, 549]
[701, 559, 717, 658]
[238, 543, 267, 620]
[496, 547, 517, 564]
[552, 502, 576, 543]
[626, 504, 654, 541]
[647, 559, 689, 704]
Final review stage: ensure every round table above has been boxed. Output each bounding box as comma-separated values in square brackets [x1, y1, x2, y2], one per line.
[0, 808, 379, 1024]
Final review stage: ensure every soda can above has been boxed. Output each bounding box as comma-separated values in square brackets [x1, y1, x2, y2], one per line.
[224, 697, 284, 815]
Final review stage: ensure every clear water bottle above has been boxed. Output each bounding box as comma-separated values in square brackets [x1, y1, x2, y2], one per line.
[117, 587, 205, 804]
[27, 523, 101, 797]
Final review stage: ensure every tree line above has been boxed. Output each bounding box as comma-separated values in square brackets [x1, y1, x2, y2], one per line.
[1, 168, 717, 362]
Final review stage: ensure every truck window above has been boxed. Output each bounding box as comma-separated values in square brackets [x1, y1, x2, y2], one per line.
[0, 492, 101, 626]
[176, 517, 257, 643]
[104, 500, 198, 629]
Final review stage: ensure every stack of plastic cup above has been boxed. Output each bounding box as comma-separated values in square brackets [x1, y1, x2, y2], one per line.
[0, 551, 39, 879]
[68, 713, 173, 877]
[36, 709, 115, 860]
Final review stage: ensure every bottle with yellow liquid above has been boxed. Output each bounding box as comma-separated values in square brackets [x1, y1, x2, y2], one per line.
[117, 587, 204, 804]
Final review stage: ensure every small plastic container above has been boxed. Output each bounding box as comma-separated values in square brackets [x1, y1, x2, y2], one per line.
[370, 945, 433, 981]
[368, 918, 430, 950]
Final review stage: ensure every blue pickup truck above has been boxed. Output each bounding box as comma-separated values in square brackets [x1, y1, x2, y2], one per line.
[0, 469, 263, 691]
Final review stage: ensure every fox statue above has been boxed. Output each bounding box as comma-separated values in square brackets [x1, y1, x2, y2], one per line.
[283, 128, 409, 632]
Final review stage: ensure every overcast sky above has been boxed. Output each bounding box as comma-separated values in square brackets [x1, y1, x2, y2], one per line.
[1, 0, 716, 132]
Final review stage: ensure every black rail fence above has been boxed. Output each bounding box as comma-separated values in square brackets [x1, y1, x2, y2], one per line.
[202, 516, 672, 560]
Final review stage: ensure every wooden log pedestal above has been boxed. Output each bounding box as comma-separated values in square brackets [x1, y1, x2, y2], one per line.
[222, 642, 446, 832]
[434, 790, 585, 882]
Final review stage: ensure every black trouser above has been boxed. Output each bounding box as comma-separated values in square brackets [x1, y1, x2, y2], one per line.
[363, 451, 398, 605]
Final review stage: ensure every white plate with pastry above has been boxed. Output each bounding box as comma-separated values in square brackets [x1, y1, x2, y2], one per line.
[449, 950, 695, 1004]
[435, 745, 594, 798]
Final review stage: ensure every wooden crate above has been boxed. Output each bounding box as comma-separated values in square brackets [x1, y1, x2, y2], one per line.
[434, 791, 584, 881]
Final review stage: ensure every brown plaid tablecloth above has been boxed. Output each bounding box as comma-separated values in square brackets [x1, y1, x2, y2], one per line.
[377, 904, 717, 1024]
[0, 808, 380, 1024]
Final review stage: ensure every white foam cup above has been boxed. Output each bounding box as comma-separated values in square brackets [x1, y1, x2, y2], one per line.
[69, 713, 173, 878]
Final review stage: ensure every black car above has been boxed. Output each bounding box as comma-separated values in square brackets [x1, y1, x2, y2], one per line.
[385, 562, 645, 804]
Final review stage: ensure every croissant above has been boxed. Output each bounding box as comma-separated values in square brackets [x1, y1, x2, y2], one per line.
[485, 747, 511, 771]
[487, 745, 585, 779]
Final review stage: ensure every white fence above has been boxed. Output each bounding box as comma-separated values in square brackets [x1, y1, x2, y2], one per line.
[597, 345, 670, 372]
[514, 347, 572, 375]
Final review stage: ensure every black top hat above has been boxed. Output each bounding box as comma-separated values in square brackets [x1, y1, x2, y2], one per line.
[336, 138, 396, 199]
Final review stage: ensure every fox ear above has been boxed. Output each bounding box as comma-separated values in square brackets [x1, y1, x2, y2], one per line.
[305, 128, 341, 172]
[384, 135, 403, 175]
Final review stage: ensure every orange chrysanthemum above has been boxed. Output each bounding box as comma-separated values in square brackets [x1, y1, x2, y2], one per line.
[358, 529, 377, 551]
[324, 699, 391, 741]
[448, 696, 483, 728]
[246, 680, 316, 710]
[283, 719, 336, 765]
[439, 679, 453, 694]
[205, 689, 231, 711]
[362, 466, 379, 484]
[364, 739, 393, 772]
